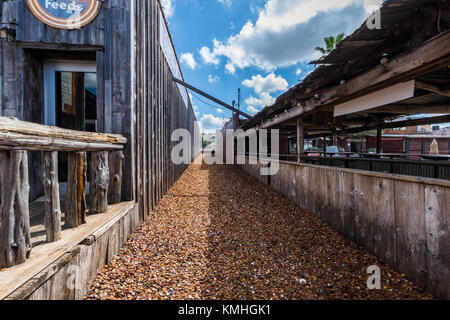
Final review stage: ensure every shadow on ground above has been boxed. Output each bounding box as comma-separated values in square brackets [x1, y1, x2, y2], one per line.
[85, 162, 432, 300]
[201, 163, 431, 300]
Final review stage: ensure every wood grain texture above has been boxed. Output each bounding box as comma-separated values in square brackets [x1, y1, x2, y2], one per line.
[0, 116, 127, 146]
[89, 151, 109, 214]
[108, 150, 124, 205]
[0, 150, 31, 268]
[65, 152, 87, 229]
[239, 158, 450, 298]
[43, 151, 61, 243]
[0, 202, 137, 300]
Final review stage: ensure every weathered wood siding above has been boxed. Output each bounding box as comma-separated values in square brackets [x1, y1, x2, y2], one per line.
[132, 0, 200, 221]
[4, 202, 139, 300]
[240, 158, 450, 299]
[0, 0, 134, 201]
[0, 0, 199, 214]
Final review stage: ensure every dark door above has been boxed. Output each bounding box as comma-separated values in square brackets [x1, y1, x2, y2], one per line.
[54, 71, 97, 181]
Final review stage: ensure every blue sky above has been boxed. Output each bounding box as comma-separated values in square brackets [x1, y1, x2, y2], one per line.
[161, 0, 381, 133]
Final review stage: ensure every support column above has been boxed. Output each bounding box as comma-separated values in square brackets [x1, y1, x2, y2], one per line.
[89, 151, 110, 214]
[0, 151, 32, 268]
[108, 151, 124, 205]
[376, 129, 383, 154]
[297, 117, 304, 163]
[43, 152, 62, 242]
[65, 152, 87, 228]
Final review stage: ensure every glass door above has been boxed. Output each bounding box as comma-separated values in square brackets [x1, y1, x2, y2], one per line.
[44, 61, 97, 183]
[54, 71, 97, 132]
[44, 60, 97, 128]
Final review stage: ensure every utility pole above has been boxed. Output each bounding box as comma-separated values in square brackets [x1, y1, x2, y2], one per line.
[238, 88, 241, 111]
[234, 88, 241, 130]
[232, 100, 236, 129]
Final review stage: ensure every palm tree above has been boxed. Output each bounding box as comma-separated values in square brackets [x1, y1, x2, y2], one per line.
[315, 33, 345, 59]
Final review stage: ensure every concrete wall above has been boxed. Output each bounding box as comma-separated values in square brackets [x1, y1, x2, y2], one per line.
[240, 157, 450, 299]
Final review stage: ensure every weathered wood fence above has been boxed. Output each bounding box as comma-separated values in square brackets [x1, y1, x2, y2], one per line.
[133, 0, 201, 223]
[0, 116, 127, 269]
[240, 156, 450, 299]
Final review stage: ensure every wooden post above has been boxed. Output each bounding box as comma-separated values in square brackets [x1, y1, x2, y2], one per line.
[0, 151, 32, 268]
[89, 151, 109, 214]
[43, 152, 62, 242]
[297, 117, 304, 162]
[108, 151, 124, 205]
[65, 152, 87, 228]
[376, 129, 382, 154]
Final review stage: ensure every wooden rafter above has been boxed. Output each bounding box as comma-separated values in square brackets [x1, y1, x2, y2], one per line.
[415, 80, 450, 97]
[259, 31, 450, 130]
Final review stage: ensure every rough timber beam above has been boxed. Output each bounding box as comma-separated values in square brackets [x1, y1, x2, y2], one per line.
[259, 31, 450, 129]
[415, 80, 450, 97]
[336, 114, 450, 136]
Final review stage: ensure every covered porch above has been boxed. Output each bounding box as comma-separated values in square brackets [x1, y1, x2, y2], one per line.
[0, 116, 139, 299]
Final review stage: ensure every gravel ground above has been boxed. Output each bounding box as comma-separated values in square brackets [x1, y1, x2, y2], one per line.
[85, 163, 433, 300]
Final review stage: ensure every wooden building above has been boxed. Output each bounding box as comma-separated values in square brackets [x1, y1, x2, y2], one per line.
[238, 0, 450, 299]
[365, 134, 450, 157]
[0, 0, 199, 299]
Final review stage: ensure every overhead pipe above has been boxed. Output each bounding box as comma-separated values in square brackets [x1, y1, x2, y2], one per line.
[173, 77, 253, 119]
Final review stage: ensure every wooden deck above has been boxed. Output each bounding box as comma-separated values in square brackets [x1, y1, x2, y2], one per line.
[0, 201, 137, 300]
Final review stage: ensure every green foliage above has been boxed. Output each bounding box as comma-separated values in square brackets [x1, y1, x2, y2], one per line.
[201, 135, 209, 148]
[315, 33, 345, 60]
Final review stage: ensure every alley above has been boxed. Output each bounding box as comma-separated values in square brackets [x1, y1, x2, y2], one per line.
[85, 163, 432, 300]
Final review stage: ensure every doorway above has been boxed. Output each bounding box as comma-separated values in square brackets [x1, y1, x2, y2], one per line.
[44, 60, 97, 183]
[44, 60, 97, 129]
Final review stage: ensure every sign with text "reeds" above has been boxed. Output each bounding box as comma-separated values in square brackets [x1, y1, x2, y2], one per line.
[26, 0, 102, 29]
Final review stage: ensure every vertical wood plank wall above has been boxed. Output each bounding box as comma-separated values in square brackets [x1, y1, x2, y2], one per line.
[0, 0, 135, 201]
[0, 0, 199, 217]
[132, 0, 199, 221]
[240, 158, 450, 299]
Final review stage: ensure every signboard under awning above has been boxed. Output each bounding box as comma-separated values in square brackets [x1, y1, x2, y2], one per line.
[334, 80, 415, 117]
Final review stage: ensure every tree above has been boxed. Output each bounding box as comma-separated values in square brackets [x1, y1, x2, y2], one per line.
[201, 134, 209, 149]
[315, 33, 345, 59]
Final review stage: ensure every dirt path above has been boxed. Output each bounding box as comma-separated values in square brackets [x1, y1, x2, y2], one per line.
[85, 163, 432, 300]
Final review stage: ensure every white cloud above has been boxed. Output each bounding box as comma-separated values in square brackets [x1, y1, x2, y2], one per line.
[216, 108, 223, 114]
[192, 104, 200, 117]
[201, 114, 227, 133]
[242, 73, 287, 114]
[208, 74, 220, 83]
[217, 0, 232, 7]
[242, 73, 288, 94]
[180, 53, 197, 70]
[200, 46, 220, 65]
[160, 0, 174, 18]
[296, 68, 302, 76]
[245, 92, 276, 110]
[247, 106, 261, 114]
[200, 0, 368, 72]
[225, 62, 236, 74]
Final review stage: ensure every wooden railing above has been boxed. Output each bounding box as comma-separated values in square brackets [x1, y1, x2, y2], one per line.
[0, 116, 127, 268]
[238, 152, 450, 180]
